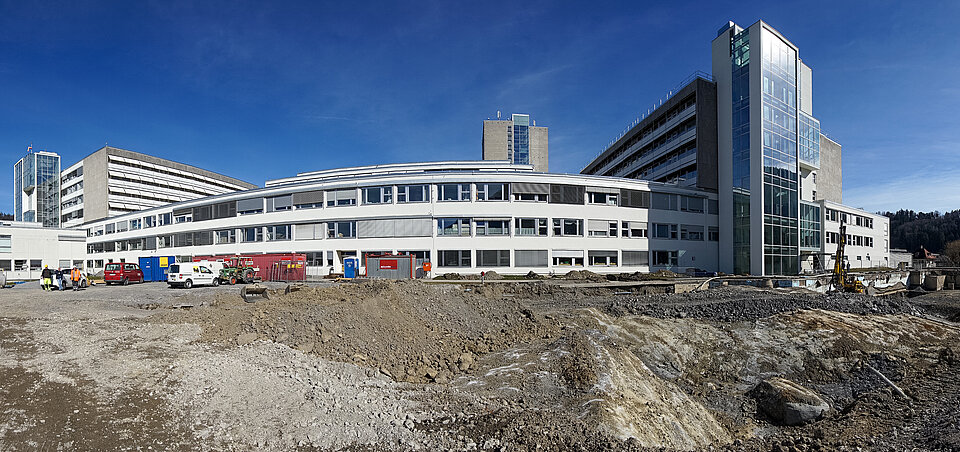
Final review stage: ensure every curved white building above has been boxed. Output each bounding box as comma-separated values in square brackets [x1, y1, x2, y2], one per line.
[82, 161, 720, 276]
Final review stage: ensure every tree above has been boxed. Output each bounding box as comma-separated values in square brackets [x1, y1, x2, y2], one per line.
[945, 240, 960, 266]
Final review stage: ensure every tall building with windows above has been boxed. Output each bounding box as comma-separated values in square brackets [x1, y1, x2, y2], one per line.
[713, 20, 822, 276]
[60, 146, 257, 227]
[482, 113, 548, 172]
[13, 148, 61, 228]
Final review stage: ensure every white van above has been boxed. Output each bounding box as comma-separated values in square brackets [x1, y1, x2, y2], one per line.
[167, 263, 220, 289]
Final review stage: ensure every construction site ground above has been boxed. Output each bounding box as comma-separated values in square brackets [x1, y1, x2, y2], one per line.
[1, 278, 958, 451]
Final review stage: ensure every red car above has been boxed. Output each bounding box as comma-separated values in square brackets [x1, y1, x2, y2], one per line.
[104, 262, 144, 285]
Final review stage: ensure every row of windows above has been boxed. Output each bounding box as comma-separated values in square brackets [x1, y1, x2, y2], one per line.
[586, 93, 697, 173]
[825, 232, 875, 247]
[825, 208, 874, 229]
[108, 157, 248, 193]
[87, 183, 718, 236]
[606, 118, 698, 178]
[88, 216, 720, 250]
[436, 249, 678, 268]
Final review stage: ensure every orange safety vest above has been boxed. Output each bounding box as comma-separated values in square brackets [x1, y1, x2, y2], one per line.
[71, 268, 82, 281]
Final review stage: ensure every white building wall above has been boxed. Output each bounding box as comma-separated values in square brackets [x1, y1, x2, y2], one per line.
[81, 169, 720, 277]
[821, 201, 889, 269]
[0, 222, 87, 280]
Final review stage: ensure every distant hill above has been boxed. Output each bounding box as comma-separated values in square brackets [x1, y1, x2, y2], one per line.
[882, 209, 960, 253]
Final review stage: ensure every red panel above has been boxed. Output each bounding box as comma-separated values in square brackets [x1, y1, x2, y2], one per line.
[379, 259, 398, 270]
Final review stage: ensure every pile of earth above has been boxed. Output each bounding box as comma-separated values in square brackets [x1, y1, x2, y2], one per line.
[606, 269, 685, 281]
[156, 280, 561, 383]
[606, 285, 921, 321]
[562, 270, 606, 282]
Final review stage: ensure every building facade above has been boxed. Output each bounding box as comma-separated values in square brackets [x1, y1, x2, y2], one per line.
[482, 114, 548, 172]
[0, 221, 87, 280]
[60, 146, 257, 228]
[581, 74, 719, 191]
[81, 161, 719, 276]
[14, 149, 61, 228]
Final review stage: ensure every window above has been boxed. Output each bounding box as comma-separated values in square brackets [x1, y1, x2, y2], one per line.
[438, 183, 470, 202]
[588, 251, 618, 266]
[515, 250, 548, 267]
[475, 220, 509, 236]
[622, 251, 648, 266]
[327, 221, 356, 238]
[477, 250, 510, 267]
[0, 260, 10, 271]
[708, 226, 719, 241]
[327, 189, 357, 207]
[438, 218, 470, 236]
[680, 196, 704, 213]
[397, 184, 429, 203]
[293, 191, 324, 209]
[651, 193, 678, 210]
[621, 221, 647, 238]
[552, 250, 584, 267]
[129, 219, 141, 230]
[515, 218, 548, 236]
[588, 192, 618, 206]
[144, 216, 156, 228]
[513, 192, 547, 202]
[158, 213, 172, 225]
[266, 225, 291, 241]
[295, 223, 325, 240]
[362, 186, 393, 204]
[115, 221, 129, 233]
[553, 218, 583, 237]
[30, 260, 42, 271]
[476, 183, 509, 201]
[267, 195, 293, 212]
[587, 220, 618, 237]
[215, 229, 236, 244]
[158, 235, 173, 248]
[651, 250, 678, 267]
[242, 227, 263, 243]
[680, 224, 704, 241]
[0, 235, 10, 253]
[652, 223, 678, 239]
[438, 250, 471, 267]
[175, 213, 192, 224]
[237, 198, 264, 215]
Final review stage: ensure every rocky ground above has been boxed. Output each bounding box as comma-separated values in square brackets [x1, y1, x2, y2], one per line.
[0, 280, 958, 451]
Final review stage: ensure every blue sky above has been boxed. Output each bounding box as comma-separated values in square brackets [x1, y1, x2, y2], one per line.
[2, 1, 958, 214]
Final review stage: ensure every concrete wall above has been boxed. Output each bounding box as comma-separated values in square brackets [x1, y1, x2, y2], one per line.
[529, 126, 549, 172]
[83, 148, 110, 223]
[822, 201, 889, 269]
[799, 61, 813, 115]
[482, 120, 510, 162]
[0, 222, 87, 280]
[819, 135, 842, 203]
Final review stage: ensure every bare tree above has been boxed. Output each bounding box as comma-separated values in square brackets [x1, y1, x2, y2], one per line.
[944, 239, 960, 266]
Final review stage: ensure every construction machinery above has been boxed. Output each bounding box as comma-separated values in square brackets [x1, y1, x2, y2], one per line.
[830, 221, 866, 293]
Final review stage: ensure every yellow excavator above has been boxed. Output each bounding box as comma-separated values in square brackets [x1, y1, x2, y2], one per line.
[830, 221, 865, 293]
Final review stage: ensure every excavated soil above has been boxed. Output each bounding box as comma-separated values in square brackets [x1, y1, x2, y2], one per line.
[2, 281, 959, 450]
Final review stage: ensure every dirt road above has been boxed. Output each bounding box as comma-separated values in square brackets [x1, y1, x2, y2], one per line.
[1, 281, 958, 450]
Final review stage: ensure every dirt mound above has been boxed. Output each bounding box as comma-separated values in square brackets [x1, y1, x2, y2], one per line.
[158, 280, 560, 383]
[563, 270, 606, 282]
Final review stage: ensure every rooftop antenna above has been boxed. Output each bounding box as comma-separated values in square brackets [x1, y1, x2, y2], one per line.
[497, 110, 501, 120]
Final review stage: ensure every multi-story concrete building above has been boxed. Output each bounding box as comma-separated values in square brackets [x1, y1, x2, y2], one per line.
[82, 161, 719, 276]
[581, 19, 887, 276]
[13, 148, 61, 228]
[581, 74, 718, 191]
[59, 146, 257, 228]
[482, 114, 548, 172]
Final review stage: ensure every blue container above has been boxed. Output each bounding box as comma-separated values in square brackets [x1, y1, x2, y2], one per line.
[139, 256, 177, 282]
[344, 258, 358, 279]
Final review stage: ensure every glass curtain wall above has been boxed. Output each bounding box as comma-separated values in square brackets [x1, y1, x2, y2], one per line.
[512, 114, 530, 165]
[731, 29, 752, 274]
[760, 28, 799, 275]
[37, 153, 61, 227]
[13, 160, 23, 221]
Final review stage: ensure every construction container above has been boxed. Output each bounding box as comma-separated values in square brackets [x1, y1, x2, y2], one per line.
[138, 256, 176, 282]
[344, 258, 358, 279]
[192, 253, 307, 282]
[365, 254, 416, 279]
[923, 275, 945, 291]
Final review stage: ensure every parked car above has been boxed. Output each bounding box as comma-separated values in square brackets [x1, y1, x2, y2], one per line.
[104, 262, 144, 285]
[167, 263, 220, 289]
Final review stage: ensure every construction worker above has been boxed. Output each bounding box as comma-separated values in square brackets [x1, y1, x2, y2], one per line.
[41, 265, 52, 291]
[71, 267, 82, 291]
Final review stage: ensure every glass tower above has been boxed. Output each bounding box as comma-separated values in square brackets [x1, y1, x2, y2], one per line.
[511, 114, 530, 165]
[13, 149, 61, 227]
[715, 21, 818, 276]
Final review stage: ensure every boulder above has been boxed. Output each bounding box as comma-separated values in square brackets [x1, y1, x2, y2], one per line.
[751, 377, 829, 426]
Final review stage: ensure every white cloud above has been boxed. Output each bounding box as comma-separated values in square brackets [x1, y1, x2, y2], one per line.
[843, 171, 960, 213]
